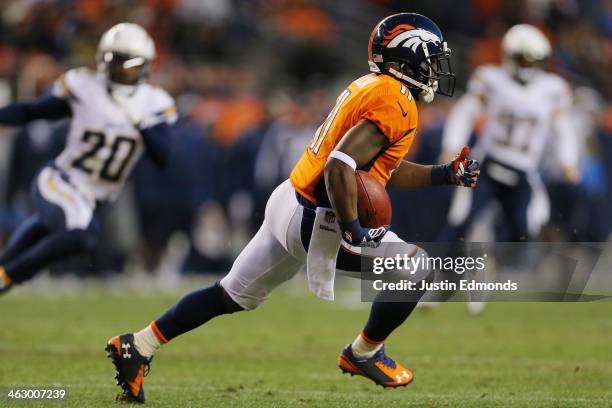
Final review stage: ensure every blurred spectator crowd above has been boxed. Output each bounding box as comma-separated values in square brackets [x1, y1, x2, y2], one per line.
[0, 0, 611, 276]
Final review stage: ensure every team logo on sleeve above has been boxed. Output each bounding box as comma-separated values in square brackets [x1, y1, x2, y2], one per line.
[343, 231, 353, 242]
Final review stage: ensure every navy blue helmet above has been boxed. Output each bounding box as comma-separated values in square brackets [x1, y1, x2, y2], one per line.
[368, 13, 455, 102]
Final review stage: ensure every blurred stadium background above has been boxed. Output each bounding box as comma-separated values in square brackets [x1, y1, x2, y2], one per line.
[0, 0, 610, 281]
[1, 2, 612, 406]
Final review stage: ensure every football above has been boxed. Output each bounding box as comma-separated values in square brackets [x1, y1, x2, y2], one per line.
[355, 170, 392, 228]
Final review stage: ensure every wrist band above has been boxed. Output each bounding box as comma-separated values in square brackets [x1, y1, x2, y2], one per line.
[328, 150, 357, 171]
[338, 218, 365, 244]
[431, 164, 453, 185]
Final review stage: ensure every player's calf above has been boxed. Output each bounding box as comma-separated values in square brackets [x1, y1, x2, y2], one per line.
[1, 227, 98, 287]
[105, 283, 244, 402]
[338, 247, 427, 389]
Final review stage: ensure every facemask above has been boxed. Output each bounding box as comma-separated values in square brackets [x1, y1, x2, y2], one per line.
[389, 67, 438, 103]
[419, 80, 438, 103]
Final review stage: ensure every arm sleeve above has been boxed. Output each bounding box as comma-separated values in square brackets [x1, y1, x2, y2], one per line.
[0, 93, 72, 126]
[140, 122, 172, 168]
[553, 87, 579, 169]
[441, 70, 488, 153]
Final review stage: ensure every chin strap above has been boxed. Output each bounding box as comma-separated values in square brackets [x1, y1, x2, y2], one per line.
[387, 67, 436, 103]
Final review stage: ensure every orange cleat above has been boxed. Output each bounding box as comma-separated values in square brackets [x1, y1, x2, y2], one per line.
[0, 266, 12, 295]
[105, 334, 152, 403]
[338, 344, 414, 388]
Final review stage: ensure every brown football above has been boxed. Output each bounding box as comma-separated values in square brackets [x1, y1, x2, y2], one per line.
[355, 170, 392, 228]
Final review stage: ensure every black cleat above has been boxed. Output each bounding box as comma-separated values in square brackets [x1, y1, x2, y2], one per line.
[105, 333, 152, 403]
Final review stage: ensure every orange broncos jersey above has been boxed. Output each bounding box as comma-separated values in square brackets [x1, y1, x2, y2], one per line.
[290, 73, 418, 205]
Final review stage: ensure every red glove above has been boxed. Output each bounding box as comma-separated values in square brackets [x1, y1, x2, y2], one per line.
[450, 146, 480, 187]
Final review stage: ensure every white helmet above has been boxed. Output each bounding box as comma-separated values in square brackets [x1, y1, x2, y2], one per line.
[502, 24, 551, 63]
[97, 23, 155, 86]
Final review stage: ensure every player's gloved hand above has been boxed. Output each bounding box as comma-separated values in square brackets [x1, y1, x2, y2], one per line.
[338, 218, 389, 248]
[450, 146, 480, 187]
[432, 146, 480, 188]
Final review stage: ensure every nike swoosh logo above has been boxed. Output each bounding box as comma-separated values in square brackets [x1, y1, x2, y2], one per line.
[397, 101, 408, 117]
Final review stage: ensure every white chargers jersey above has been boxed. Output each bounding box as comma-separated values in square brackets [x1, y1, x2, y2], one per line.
[51, 68, 177, 202]
[443, 65, 577, 172]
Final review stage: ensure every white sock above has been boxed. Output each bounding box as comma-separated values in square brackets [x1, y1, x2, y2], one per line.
[133, 325, 164, 358]
[351, 332, 383, 359]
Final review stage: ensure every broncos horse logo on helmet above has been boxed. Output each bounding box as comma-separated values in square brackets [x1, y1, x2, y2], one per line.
[368, 13, 456, 103]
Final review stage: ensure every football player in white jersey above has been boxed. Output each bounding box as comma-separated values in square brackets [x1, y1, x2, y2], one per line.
[439, 24, 579, 242]
[0, 23, 177, 293]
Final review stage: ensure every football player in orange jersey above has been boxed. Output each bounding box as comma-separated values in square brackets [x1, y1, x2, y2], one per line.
[105, 13, 480, 402]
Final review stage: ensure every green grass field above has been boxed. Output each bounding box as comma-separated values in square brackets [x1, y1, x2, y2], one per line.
[1, 284, 611, 407]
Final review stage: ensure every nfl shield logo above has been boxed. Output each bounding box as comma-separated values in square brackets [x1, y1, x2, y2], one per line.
[325, 211, 336, 224]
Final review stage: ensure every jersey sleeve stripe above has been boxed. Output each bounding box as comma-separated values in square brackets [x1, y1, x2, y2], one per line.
[59, 74, 78, 101]
[153, 106, 178, 119]
[312, 89, 351, 154]
[163, 106, 177, 116]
